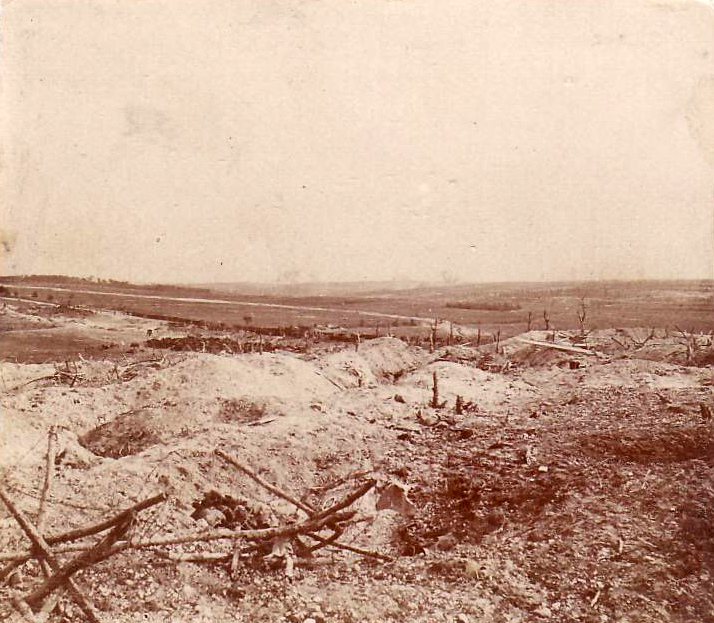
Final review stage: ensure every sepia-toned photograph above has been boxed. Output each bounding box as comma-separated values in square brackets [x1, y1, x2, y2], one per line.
[0, 0, 713, 621]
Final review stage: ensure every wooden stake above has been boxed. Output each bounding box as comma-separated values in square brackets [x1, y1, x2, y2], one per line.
[430, 371, 439, 408]
[37, 427, 57, 531]
[37, 427, 57, 579]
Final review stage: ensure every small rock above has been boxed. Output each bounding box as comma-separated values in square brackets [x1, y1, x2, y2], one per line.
[417, 410, 439, 426]
[456, 615, 471, 623]
[196, 507, 225, 527]
[436, 534, 457, 552]
[464, 559, 480, 578]
[534, 605, 552, 618]
[183, 584, 198, 601]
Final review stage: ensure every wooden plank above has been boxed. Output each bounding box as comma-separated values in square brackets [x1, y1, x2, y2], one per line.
[513, 337, 599, 356]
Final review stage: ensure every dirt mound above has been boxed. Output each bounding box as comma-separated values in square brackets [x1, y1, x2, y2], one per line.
[4, 309, 714, 622]
[507, 344, 581, 368]
[152, 352, 340, 403]
[398, 360, 536, 413]
[320, 337, 426, 387]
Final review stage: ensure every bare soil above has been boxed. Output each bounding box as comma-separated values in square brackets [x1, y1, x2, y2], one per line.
[1, 300, 713, 622]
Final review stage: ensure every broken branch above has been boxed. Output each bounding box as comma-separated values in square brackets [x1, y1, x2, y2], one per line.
[24, 516, 133, 612]
[45, 493, 166, 548]
[215, 449, 316, 516]
[0, 487, 102, 622]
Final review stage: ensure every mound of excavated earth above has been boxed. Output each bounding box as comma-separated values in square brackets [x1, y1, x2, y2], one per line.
[1, 307, 713, 622]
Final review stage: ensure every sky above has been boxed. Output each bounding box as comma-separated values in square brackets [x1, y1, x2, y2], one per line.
[0, 0, 713, 285]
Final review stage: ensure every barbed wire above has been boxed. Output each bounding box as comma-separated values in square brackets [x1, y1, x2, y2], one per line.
[3, 482, 116, 514]
[0, 434, 47, 488]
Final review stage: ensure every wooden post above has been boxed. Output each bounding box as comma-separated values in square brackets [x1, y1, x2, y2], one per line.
[37, 427, 57, 532]
[577, 298, 587, 333]
[37, 427, 57, 580]
[543, 309, 550, 331]
[527, 311, 532, 332]
[430, 371, 439, 408]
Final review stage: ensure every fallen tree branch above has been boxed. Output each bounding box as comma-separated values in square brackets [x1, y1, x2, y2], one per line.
[311, 479, 376, 521]
[129, 509, 357, 549]
[0, 487, 102, 622]
[11, 596, 39, 623]
[46, 493, 166, 548]
[24, 516, 133, 612]
[8, 595, 58, 623]
[0, 493, 166, 565]
[306, 526, 343, 553]
[1, 481, 375, 563]
[215, 449, 316, 516]
[304, 532, 393, 561]
[0, 510, 359, 562]
[307, 470, 373, 497]
[159, 551, 231, 563]
[0, 559, 24, 584]
[313, 370, 345, 390]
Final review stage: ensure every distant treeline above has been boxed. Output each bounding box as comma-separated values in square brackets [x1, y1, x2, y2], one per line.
[0, 275, 216, 299]
[446, 301, 522, 312]
[1, 275, 133, 286]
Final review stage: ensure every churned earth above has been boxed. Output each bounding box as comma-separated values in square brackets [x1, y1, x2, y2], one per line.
[1, 301, 713, 622]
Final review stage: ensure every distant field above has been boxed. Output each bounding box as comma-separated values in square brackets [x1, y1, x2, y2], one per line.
[1, 278, 713, 342]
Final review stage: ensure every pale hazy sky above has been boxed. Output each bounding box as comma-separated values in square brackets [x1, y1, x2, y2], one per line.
[1, 0, 713, 284]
